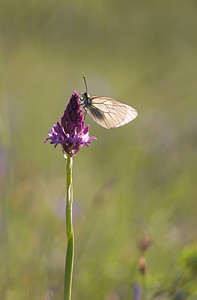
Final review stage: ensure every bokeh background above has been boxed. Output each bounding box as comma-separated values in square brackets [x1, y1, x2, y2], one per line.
[1, 1, 197, 299]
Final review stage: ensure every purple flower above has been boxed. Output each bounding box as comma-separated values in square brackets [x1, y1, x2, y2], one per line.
[133, 283, 141, 300]
[44, 92, 96, 156]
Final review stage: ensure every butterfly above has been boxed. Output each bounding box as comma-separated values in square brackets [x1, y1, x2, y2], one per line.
[80, 74, 138, 129]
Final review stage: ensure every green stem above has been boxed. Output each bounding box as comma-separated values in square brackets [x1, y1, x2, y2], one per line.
[64, 154, 74, 300]
[142, 275, 147, 300]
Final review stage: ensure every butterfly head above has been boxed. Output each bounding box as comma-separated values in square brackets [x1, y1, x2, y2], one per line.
[82, 92, 88, 98]
[81, 92, 92, 107]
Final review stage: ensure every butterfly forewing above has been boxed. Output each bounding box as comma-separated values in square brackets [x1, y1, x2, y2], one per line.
[86, 97, 138, 129]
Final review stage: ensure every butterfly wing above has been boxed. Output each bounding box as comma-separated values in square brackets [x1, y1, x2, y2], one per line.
[86, 97, 138, 129]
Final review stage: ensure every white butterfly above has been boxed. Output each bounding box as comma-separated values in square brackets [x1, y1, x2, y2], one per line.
[80, 74, 138, 129]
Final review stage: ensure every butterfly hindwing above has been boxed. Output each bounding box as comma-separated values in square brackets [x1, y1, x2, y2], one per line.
[86, 97, 138, 129]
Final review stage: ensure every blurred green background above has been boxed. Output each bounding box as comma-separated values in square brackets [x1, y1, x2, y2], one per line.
[1, 0, 197, 299]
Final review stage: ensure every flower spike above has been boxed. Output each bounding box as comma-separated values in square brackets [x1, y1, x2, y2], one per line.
[45, 92, 96, 156]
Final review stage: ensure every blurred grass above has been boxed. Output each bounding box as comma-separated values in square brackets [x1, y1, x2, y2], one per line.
[1, 0, 197, 299]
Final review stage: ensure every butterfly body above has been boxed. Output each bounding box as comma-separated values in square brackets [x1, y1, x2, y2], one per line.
[80, 74, 138, 129]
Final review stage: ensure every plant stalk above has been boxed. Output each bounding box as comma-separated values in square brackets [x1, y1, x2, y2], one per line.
[64, 154, 74, 300]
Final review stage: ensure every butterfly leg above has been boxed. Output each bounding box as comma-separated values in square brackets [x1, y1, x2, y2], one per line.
[83, 107, 87, 120]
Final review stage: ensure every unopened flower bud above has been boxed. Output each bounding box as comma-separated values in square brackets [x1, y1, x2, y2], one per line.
[138, 257, 146, 276]
[138, 236, 152, 253]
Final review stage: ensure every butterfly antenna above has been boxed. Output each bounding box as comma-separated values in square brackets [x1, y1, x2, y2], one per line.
[82, 73, 88, 93]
